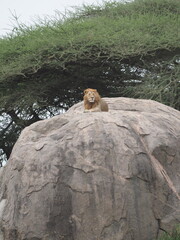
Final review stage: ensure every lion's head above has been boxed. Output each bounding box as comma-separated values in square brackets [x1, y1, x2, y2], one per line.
[83, 88, 108, 112]
[83, 88, 100, 103]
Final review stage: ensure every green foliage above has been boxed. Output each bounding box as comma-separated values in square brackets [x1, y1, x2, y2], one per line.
[0, 0, 180, 163]
[0, 0, 179, 79]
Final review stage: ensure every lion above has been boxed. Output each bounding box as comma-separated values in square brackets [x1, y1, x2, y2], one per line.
[83, 88, 109, 112]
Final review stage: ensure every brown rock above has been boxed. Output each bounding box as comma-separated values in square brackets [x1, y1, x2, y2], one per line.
[0, 98, 179, 240]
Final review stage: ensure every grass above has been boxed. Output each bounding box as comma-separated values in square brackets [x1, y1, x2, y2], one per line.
[157, 225, 180, 240]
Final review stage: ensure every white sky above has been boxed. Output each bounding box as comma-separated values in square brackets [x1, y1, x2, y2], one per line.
[1, 0, 104, 37]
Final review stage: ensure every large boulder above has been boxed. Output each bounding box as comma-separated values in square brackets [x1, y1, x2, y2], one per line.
[0, 98, 179, 240]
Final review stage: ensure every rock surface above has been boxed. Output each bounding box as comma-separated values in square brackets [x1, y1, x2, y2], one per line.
[0, 97, 180, 240]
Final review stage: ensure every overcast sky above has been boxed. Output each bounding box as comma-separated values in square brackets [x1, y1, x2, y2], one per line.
[1, 0, 104, 37]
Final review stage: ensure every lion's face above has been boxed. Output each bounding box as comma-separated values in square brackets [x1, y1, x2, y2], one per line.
[84, 89, 99, 103]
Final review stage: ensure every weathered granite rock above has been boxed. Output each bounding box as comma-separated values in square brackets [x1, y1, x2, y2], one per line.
[0, 97, 180, 240]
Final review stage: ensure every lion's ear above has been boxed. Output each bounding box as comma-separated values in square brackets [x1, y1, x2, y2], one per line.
[94, 89, 97, 92]
[84, 89, 87, 94]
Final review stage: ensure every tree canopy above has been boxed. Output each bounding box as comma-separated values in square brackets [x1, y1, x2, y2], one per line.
[0, 0, 180, 164]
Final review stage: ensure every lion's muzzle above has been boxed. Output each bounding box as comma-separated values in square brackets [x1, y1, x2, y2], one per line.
[88, 96, 95, 102]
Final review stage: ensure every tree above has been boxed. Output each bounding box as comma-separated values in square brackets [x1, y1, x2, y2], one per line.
[0, 0, 179, 164]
